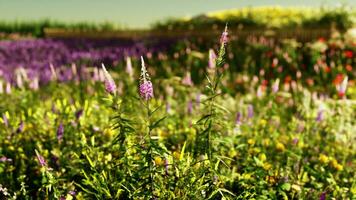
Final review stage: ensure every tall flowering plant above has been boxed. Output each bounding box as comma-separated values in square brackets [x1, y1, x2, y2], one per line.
[193, 25, 235, 198]
[91, 58, 167, 199]
[196, 25, 229, 159]
[34, 150, 61, 198]
[137, 56, 167, 198]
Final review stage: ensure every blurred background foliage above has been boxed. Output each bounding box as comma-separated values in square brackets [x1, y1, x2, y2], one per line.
[0, 6, 355, 38]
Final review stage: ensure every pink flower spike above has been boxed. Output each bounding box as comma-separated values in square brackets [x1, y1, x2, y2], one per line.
[101, 64, 117, 95]
[139, 56, 154, 100]
[126, 56, 133, 77]
[220, 25, 228, 45]
[182, 72, 193, 86]
[35, 150, 46, 167]
[272, 78, 280, 93]
[208, 49, 216, 69]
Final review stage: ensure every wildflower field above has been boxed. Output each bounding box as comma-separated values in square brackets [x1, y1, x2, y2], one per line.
[0, 20, 355, 199]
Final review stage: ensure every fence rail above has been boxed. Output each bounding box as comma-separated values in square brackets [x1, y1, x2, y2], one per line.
[44, 27, 333, 42]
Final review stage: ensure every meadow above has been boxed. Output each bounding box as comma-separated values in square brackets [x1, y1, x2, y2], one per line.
[0, 24, 355, 199]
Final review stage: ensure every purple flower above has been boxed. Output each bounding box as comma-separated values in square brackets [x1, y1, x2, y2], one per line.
[220, 25, 229, 45]
[16, 121, 24, 133]
[292, 138, 299, 145]
[272, 78, 280, 93]
[320, 192, 326, 200]
[2, 113, 8, 127]
[208, 49, 216, 69]
[187, 100, 193, 115]
[101, 64, 117, 94]
[0, 156, 12, 162]
[139, 57, 154, 100]
[75, 109, 83, 120]
[139, 81, 154, 100]
[247, 105, 254, 119]
[57, 123, 64, 141]
[69, 190, 77, 196]
[182, 72, 193, 86]
[235, 112, 242, 125]
[316, 109, 324, 122]
[196, 93, 201, 105]
[35, 150, 46, 167]
[29, 77, 39, 90]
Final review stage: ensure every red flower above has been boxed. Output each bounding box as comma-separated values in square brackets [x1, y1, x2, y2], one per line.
[333, 74, 344, 85]
[324, 66, 331, 73]
[266, 51, 273, 58]
[346, 64, 352, 72]
[318, 37, 325, 42]
[284, 75, 292, 84]
[344, 50, 353, 58]
[262, 79, 268, 86]
[306, 78, 314, 86]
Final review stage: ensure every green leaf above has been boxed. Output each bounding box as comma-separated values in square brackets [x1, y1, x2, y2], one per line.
[253, 156, 263, 167]
[218, 188, 236, 197]
[150, 116, 167, 130]
[195, 114, 211, 124]
[180, 141, 187, 161]
[150, 104, 163, 116]
[280, 183, 291, 191]
[84, 153, 95, 168]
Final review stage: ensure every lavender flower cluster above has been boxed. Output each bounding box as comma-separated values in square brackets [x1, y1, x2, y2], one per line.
[0, 38, 172, 84]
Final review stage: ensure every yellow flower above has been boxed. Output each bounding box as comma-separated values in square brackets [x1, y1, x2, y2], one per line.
[189, 128, 196, 135]
[248, 148, 254, 155]
[242, 173, 252, 180]
[260, 119, 267, 127]
[24, 123, 33, 131]
[154, 156, 164, 166]
[279, 135, 289, 143]
[228, 148, 237, 157]
[266, 175, 276, 184]
[319, 154, 329, 164]
[103, 128, 115, 138]
[292, 184, 301, 192]
[105, 154, 112, 162]
[247, 139, 255, 145]
[253, 147, 261, 154]
[167, 124, 174, 131]
[276, 142, 285, 152]
[262, 138, 270, 146]
[259, 153, 267, 162]
[330, 159, 338, 167]
[335, 164, 343, 171]
[8, 146, 15, 151]
[157, 129, 168, 139]
[330, 159, 343, 171]
[263, 162, 272, 170]
[173, 151, 180, 160]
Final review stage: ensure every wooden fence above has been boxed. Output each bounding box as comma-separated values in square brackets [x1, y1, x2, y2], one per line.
[44, 27, 333, 42]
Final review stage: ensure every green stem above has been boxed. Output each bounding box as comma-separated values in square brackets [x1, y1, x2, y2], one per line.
[145, 100, 154, 198]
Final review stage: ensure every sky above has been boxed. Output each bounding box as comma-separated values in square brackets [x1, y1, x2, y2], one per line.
[0, 0, 354, 28]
